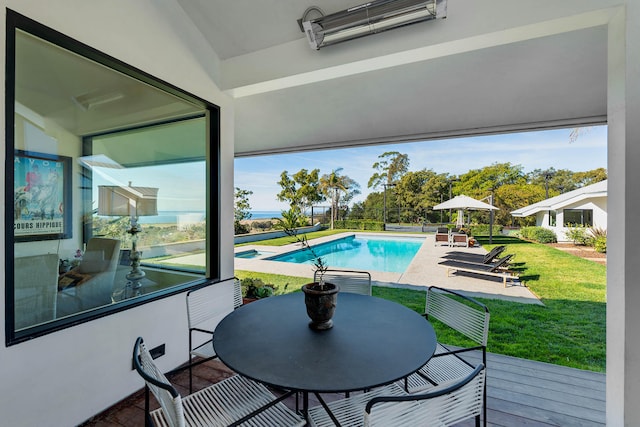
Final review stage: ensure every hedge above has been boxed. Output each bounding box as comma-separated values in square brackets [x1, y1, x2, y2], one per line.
[519, 226, 557, 243]
[334, 220, 385, 231]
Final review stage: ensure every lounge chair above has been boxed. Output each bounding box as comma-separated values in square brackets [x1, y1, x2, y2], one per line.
[443, 245, 506, 264]
[450, 231, 469, 247]
[439, 255, 519, 287]
[434, 227, 450, 246]
[444, 253, 514, 269]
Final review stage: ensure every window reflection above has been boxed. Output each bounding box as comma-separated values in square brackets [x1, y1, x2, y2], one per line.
[10, 23, 215, 339]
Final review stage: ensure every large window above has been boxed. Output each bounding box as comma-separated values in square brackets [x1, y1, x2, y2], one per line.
[563, 209, 593, 227]
[5, 11, 220, 344]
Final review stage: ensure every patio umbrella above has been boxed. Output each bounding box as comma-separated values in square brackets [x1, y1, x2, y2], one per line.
[433, 194, 499, 227]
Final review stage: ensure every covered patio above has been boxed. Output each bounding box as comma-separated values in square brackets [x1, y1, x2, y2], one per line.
[1, 1, 637, 426]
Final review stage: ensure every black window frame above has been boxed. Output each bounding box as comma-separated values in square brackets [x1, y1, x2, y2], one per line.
[563, 208, 594, 227]
[5, 9, 221, 345]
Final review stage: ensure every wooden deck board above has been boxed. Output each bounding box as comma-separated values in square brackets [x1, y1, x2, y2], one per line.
[460, 350, 605, 426]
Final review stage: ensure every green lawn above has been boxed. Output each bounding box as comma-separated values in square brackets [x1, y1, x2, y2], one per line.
[236, 234, 606, 372]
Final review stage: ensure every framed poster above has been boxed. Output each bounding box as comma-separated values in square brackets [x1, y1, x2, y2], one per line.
[14, 150, 72, 241]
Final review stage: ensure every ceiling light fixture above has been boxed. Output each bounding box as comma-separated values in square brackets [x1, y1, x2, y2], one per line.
[300, 0, 447, 50]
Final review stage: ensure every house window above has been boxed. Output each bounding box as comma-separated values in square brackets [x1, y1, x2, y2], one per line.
[549, 210, 557, 226]
[563, 209, 593, 227]
[6, 11, 220, 344]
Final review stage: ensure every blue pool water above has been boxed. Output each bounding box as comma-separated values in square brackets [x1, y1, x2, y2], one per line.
[267, 235, 424, 273]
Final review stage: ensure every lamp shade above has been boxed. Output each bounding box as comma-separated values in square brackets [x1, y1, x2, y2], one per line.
[98, 185, 158, 217]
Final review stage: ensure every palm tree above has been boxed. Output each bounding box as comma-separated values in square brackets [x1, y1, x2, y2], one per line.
[320, 168, 349, 229]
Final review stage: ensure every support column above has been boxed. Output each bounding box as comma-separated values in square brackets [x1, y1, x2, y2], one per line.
[607, 3, 640, 425]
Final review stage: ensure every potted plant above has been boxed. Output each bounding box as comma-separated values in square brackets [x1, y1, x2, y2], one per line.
[241, 277, 275, 304]
[284, 227, 339, 330]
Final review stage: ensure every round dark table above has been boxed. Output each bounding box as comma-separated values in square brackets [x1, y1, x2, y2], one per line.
[213, 292, 436, 394]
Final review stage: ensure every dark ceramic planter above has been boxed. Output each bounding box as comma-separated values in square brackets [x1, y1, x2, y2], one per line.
[301, 282, 339, 330]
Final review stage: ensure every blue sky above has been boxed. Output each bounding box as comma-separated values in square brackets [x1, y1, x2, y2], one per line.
[234, 126, 607, 212]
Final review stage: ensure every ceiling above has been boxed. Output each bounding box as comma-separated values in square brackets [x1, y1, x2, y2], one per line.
[13, 1, 610, 157]
[175, 1, 609, 156]
[15, 30, 204, 137]
[175, 0, 351, 60]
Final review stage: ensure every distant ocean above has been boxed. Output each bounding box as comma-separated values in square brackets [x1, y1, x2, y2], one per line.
[250, 211, 282, 219]
[138, 211, 205, 224]
[129, 210, 281, 223]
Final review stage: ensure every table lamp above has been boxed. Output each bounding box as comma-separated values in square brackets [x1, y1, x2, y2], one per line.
[98, 182, 158, 294]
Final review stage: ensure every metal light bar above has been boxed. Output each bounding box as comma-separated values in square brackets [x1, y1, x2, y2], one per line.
[302, 0, 446, 50]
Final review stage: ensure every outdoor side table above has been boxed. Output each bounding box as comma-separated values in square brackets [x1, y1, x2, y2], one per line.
[213, 292, 437, 419]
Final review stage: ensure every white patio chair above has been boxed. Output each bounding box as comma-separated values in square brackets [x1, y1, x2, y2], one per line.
[314, 269, 372, 296]
[434, 227, 450, 246]
[404, 286, 489, 426]
[133, 337, 304, 427]
[308, 363, 485, 427]
[233, 276, 243, 309]
[185, 281, 233, 392]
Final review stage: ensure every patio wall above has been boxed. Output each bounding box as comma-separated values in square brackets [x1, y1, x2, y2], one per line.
[0, 2, 236, 426]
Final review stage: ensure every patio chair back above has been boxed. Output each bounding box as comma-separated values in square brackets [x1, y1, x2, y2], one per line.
[435, 228, 450, 246]
[371, 363, 486, 426]
[185, 280, 233, 391]
[483, 245, 506, 263]
[426, 286, 489, 347]
[489, 254, 513, 272]
[134, 336, 304, 427]
[233, 276, 243, 309]
[133, 337, 185, 427]
[314, 269, 372, 296]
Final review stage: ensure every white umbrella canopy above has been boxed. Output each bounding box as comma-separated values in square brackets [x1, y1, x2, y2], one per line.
[433, 194, 499, 227]
[433, 194, 499, 211]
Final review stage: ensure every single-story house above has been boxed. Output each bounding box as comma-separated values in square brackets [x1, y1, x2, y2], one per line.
[1, 1, 639, 426]
[511, 180, 607, 241]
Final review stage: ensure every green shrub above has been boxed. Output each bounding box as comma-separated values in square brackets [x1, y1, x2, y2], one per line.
[594, 235, 607, 253]
[251, 220, 273, 231]
[520, 226, 557, 243]
[234, 221, 250, 235]
[565, 225, 589, 245]
[241, 277, 275, 299]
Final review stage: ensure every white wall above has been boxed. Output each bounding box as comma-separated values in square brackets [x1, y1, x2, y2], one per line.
[0, 1, 235, 425]
[538, 197, 608, 242]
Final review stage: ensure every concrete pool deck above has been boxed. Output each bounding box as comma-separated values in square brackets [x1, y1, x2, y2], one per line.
[232, 232, 542, 305]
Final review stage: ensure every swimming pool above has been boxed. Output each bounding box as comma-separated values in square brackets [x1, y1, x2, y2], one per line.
[267, 234, 424, 273]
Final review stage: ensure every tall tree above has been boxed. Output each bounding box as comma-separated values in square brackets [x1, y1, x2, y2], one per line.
[367, 151, 410, 189]
[336, 176, 361, 221]
[573, 168, 607, 187]
[391, 170, 453, 223]
[457, 162, 526, 199]
[358, 192, 385, 221]
[276, 169, 323, 218]
[320, 168, 353, 229]
[494, 183, 546, 226]
[234, 187, 253, 234]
